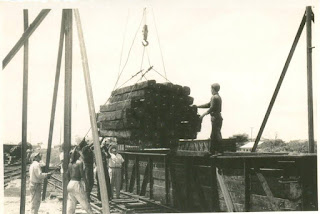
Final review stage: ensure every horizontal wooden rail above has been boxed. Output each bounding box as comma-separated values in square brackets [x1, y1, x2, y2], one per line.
[120, 151, 168, 157]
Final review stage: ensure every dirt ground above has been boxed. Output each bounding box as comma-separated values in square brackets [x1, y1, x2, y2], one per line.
[4, 178, 63, 214]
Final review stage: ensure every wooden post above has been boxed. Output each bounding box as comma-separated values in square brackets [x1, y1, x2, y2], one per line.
[20, 9, 28, 214]
[216, 169, 235, 212]
[210, 157, 220, 212]
[125, 154, 129, 192]
[149, 157, 154, 199]
[164, 156, 170, 205]
[244, 160, 251, 212]
[306, 6, 314, 153]
[185, 158, 192, 211]
[2, 9, 50, 69]
[252, 13, 306, 152]
[62, 9, 72, 214]
[73, 9, 110, 214]
[136, 156, 140, 194]
[255, 171, 277, 210]
[193, 166, 209, 211]
[129, 162, 136, 192]
[42, 10, 65, 201]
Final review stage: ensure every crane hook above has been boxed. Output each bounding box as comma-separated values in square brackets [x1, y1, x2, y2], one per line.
[142, 24, 149, 47]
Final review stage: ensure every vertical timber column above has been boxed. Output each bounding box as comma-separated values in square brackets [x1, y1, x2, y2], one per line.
[125, 154, 129, 192]
[306, 6, 314, 153]
[244, 160, 251, 212]
[73, 9, 110, 213]
[136, 156, 140, 194]
[210, 157, 220, 212]
[149, 157, 154, 199]
[20, 9, 28, 214]
[42, 10, 65, 200]
[63, 9, 72, 214]
[164, 156, 170, 204]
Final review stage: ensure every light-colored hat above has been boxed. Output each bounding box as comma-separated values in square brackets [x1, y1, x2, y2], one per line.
[108, 144, 117, 154]
[30, 152, 40, 161]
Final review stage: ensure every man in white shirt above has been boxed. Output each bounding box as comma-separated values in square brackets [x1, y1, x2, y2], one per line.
[108, 145, 124, 199]
[29, 152, 51, 214]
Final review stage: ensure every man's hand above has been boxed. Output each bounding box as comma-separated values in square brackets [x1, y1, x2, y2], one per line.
[47, 172, 52, 179]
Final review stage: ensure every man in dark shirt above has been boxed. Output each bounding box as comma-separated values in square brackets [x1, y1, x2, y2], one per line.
[197, 83, 223, 154]
[78, 139, 94, 202]
[95, 141, 112, 201]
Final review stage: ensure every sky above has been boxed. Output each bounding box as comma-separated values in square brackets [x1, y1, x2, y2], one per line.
[0, 0, 319, 148]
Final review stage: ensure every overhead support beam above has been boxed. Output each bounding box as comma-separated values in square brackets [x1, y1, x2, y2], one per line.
[63, 9, 73, 214]
[251, 12, 306, 152]
[42, 11, 66, 200]
[74, 9, 110, 214]
[2, 9, 50, 69]
[306, 6, 314, 153]
[20, 9, 29, 214]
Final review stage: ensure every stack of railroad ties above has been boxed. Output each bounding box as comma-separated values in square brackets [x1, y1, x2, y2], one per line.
[97, 80, 201, 148]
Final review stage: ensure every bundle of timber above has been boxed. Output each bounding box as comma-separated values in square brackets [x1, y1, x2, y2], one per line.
[97, 80, 201, 148]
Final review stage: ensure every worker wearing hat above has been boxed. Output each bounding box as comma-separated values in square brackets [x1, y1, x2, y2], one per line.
[95, 139, 112, 201]
[108, 144, 124, 199]
[29, 152, 51, 214]
[197, 83, 223, 155]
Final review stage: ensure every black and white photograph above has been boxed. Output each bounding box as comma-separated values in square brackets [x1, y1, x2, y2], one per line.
[0, 0, 318, 213]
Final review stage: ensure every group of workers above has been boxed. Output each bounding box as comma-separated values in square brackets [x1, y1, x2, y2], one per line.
[28, 83, 223, 214]
[29, 138, 124, 214]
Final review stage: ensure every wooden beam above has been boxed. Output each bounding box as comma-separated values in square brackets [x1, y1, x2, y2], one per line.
[42, 10, 65, 201]
[164, 156, 170, 205]
[193, 166, 209, 211]
[129, 163, 136, 192]
[20, 9, 28, 214]
[251, 12, 306, 152]
[255, 171, 278, 210]
[139, 162, 149, 196]
[62, 9, 72, 214]
[2, 9, 50, 69]
[306, 6, 314, 153]
[216, 168, 235, 212]
[74, 9, 110, 214]
[135, 156, 140, 194]
[185, 159, 193, 211]
[124, 154, 129, 192]
[244, 160, 251, 211]
[210, 158, 220, 211]
[169, 159, 183, 209]
[149, 157, 154, 199]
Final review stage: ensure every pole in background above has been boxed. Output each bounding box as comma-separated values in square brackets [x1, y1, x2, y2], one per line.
[20, 9, 29, 214]
[42, 11, 66, 200]
[306, 6, 314, 153]
[251, 12, 306, 152]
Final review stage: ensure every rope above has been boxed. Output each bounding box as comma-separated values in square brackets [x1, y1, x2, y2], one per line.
[151, 67, 172, 83]
[117, 9, 130, 80]
[111, 9, 145, 95]
[152, 8, 168, 79]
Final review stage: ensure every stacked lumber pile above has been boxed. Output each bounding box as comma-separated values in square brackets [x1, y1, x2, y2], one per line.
[97, 80, 201, 148]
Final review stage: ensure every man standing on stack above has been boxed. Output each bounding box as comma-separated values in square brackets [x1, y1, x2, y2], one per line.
[29, 152, 51, 214]
[78, 139, 94, 202]
[197, 83, 223, 155]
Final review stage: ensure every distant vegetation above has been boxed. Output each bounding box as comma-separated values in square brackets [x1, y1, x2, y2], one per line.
[257, 139, 317, 154]
[229, 133, 317, 154]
